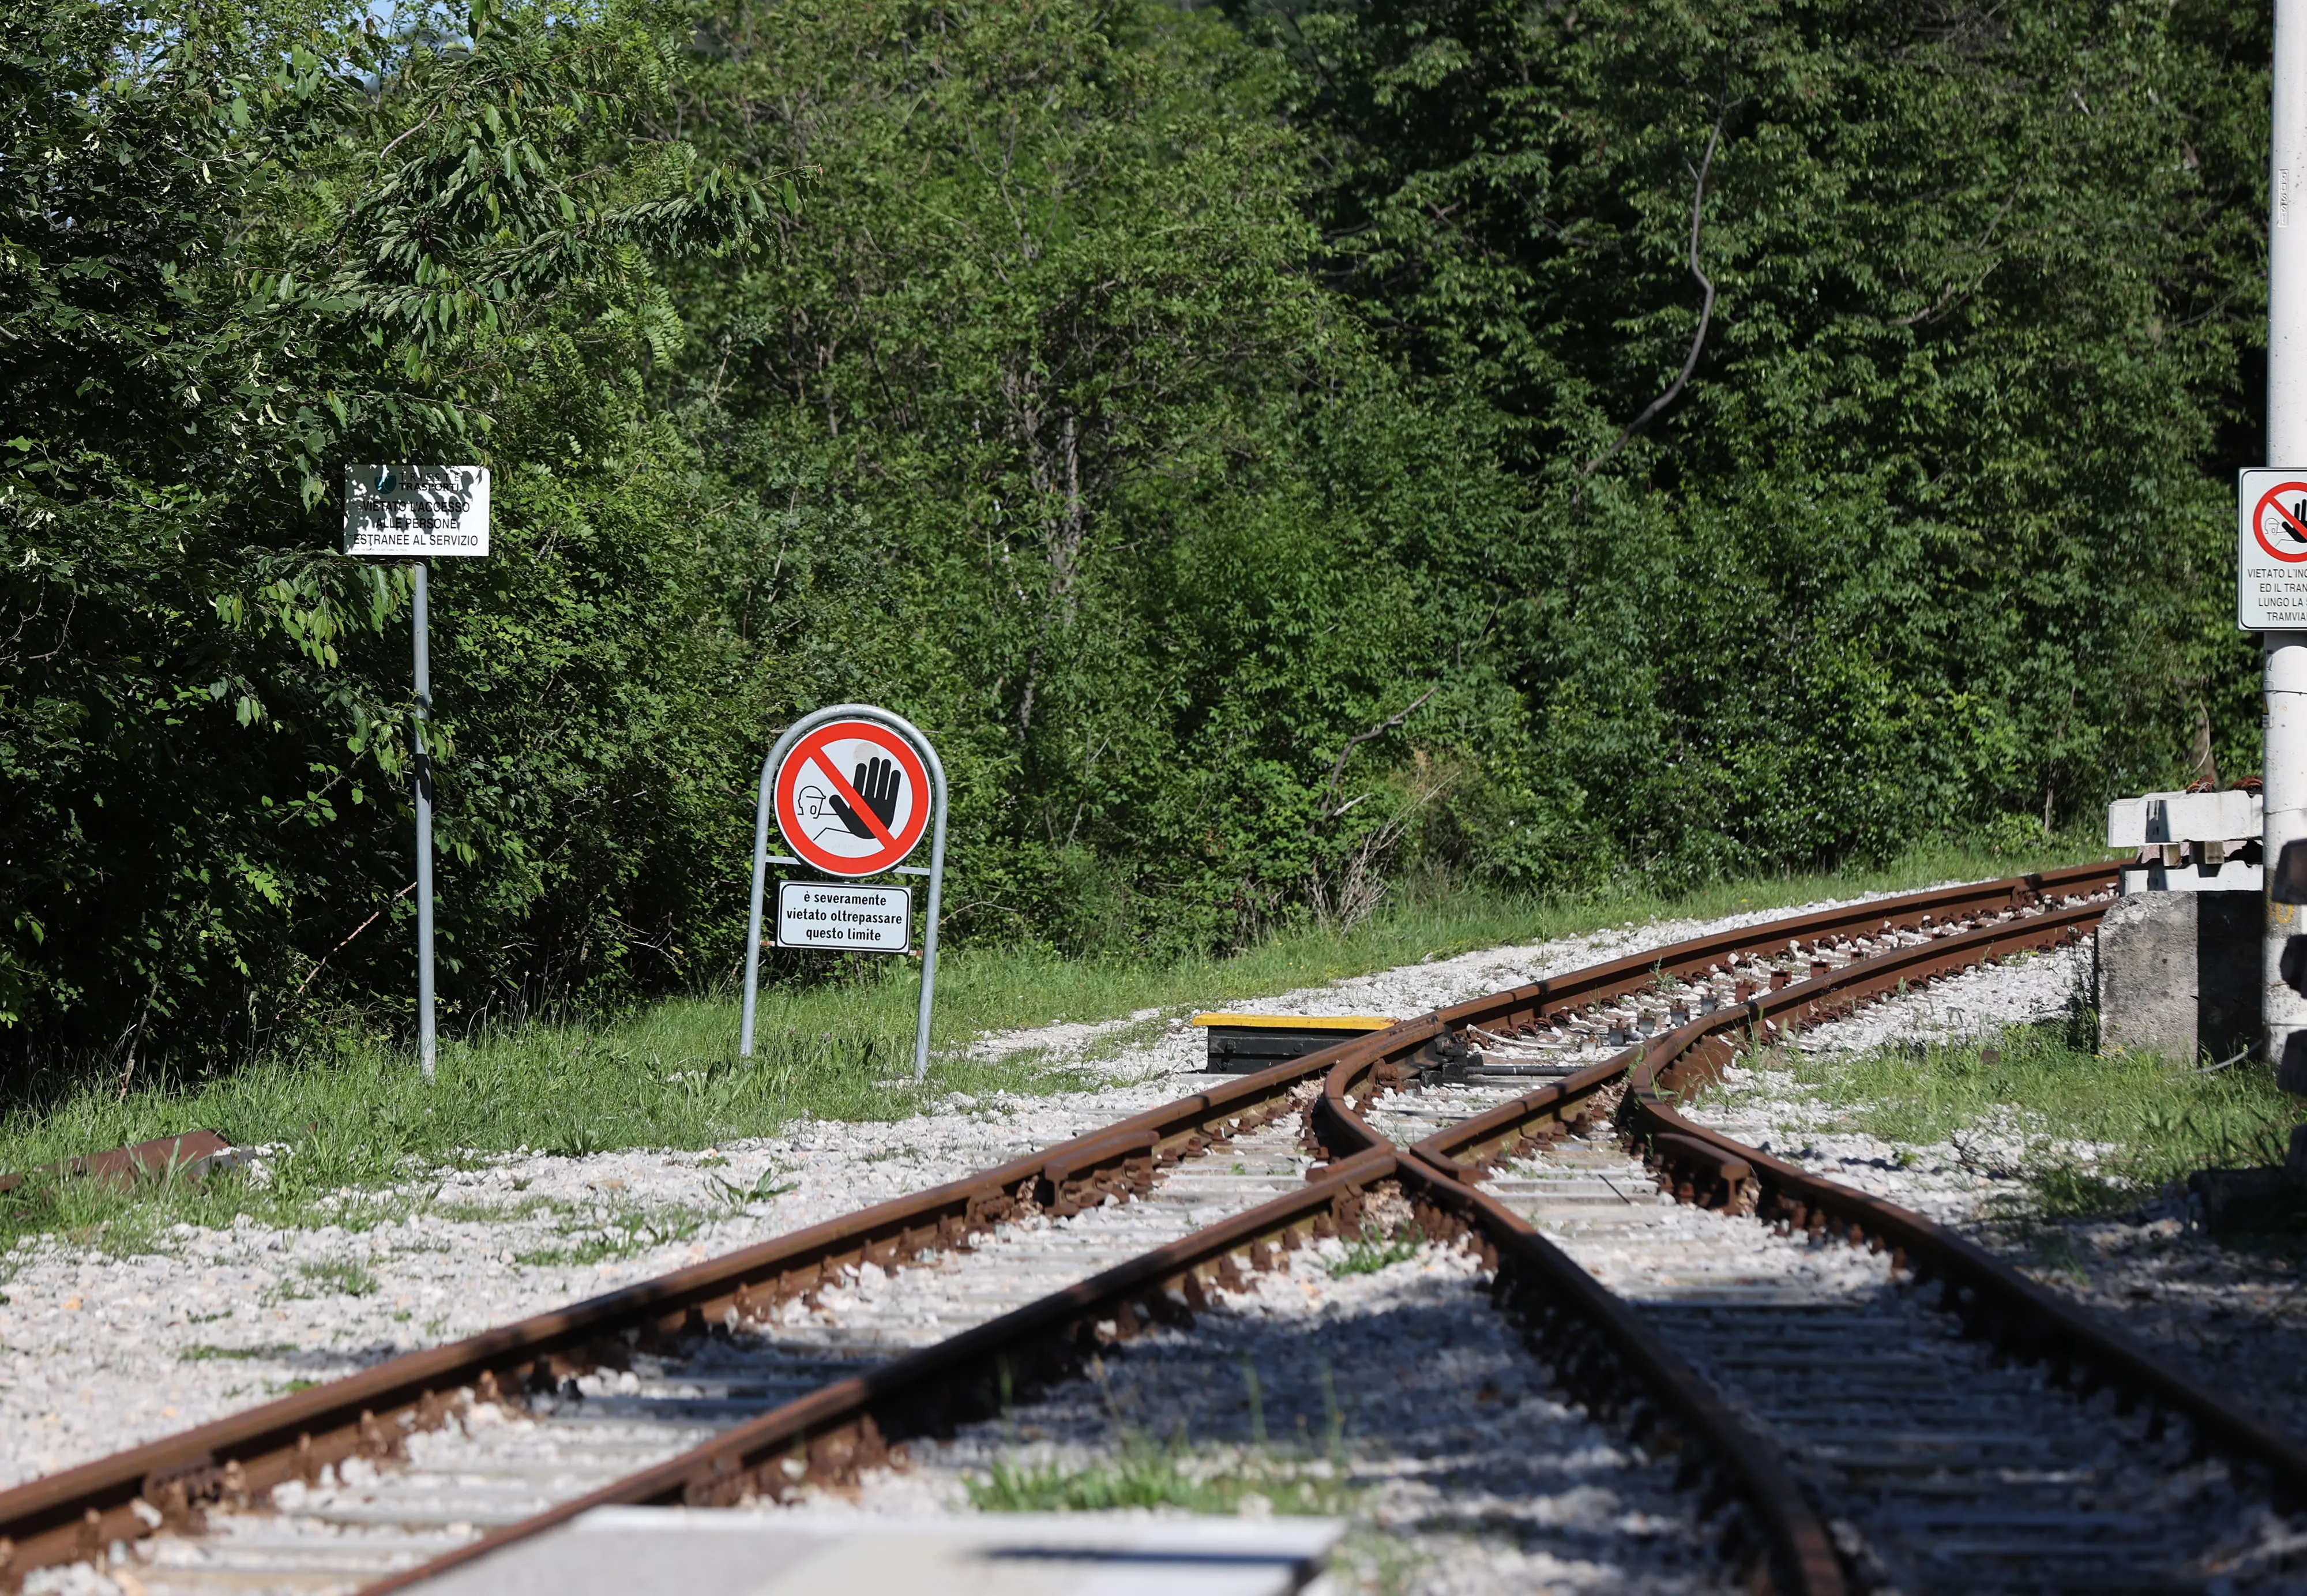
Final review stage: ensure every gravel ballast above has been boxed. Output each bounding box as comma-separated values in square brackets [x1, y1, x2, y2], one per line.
[0, 890, 1915, 1490]
[826, 1234, 1746, 1595]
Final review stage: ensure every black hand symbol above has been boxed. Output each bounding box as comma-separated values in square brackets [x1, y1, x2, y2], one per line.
[831, 755, 901, 838]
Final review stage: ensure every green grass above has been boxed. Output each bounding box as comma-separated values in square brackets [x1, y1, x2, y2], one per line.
[0, 835, 2103, 1249]
[1325, 1225, 1421, 1278]
[969, 1441, 1352, 1516]
[283, 1259, 382, 1298]
[972, 1351, 1353, 1516]
[179, 1343, 296, 1362]
[1757, 1019, 2306, 1219]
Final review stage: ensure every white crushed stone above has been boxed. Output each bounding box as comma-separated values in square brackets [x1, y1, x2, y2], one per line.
[1683, 942, 2096, 1227]
[800, 1237, 1742, 1594]
[0, 881, 1985, 1492]
[1679, 938, 2307, 1447]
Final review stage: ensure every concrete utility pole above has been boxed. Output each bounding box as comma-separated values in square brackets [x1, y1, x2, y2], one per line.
[2270, 0, 2307, 1067]
[413, 562, 438, 1082]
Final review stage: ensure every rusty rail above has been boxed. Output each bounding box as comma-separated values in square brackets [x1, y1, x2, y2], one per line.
[2, 862, 2189, 1596]
[358, 1139, 1852, 1596]
[0, 1052, 1328, 1585]
[351, 1148, 1405, 1594]
[370, 871, 2118, 1595]
[1617, 923, 2307, 1508]
[1385, 868, 2307, 1508]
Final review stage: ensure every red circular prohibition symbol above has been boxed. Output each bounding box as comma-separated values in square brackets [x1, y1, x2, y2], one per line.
[773, 719, 932, 877]
[2253, 482, 2307, 564]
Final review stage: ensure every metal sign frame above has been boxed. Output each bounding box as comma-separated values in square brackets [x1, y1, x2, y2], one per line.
[344, 465, 491, 1083]
[739, 704, 948, 1079]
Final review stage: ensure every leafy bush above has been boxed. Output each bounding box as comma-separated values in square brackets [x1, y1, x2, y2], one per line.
[0, 0, 2275, 1075]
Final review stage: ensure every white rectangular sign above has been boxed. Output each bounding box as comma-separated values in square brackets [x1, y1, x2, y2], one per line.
[2240, 468, 2307, 629]
[776, 881, 911, 953]
[344, 465, 491, 557]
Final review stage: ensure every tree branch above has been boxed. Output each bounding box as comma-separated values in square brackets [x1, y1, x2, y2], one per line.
[294, 882, 416, 1000]
[1310, 685, 1438, 831]
[1580, 104, 1729, 483]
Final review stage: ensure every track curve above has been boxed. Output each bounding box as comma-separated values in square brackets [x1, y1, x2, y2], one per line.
[14, 862, 2306, 1595]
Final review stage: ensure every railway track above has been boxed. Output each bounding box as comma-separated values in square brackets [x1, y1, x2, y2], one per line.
[41, 1121, 1321, 1595]
[6, 862, 2304, 1595]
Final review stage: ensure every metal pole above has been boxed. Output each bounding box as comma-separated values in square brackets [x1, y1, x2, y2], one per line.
[2271, 0, 2307, 1068]
[912, 735, 948, 1083]
[737, 742, 778, 1058]
[412, 561, 437, 1081]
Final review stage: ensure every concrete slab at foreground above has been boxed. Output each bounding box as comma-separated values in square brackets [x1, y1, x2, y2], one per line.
[405, 1507, 1344, 1596]
[2098, 890, 2259, 1065]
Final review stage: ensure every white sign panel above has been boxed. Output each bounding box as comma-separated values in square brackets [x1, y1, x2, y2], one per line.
[2240, 468, 2307, 630]
[776, 881, 912, 953]
[344, 465, 491, 557]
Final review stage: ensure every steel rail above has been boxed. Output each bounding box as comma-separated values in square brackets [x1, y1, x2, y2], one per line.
[377, 872, 2118, 1595]
[0, 863, 2133, 1591]
[1388, 1151, 1848, 1596]
[1619, 941, 2307, 1508]
[0, 1055, 1329, 1586]
[1384, 870, 2307, 1506]
[348, 1147, 1403, 1594]
[358, 1141, 1850, 1596]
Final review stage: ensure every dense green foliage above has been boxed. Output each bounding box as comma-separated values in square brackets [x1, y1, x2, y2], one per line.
[1258, 0, 2266, 875]
[0, 0, 779, 1051]
[0, 0, 2272, 1068]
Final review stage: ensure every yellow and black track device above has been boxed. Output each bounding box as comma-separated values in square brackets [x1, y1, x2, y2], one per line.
[1189, 1012, 1395, 1073]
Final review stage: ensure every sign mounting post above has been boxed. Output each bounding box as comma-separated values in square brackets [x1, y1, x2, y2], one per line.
[2261, 0, 2307, 1077]
[344, 465, 491, 1081]
[739, 705, 948, 1080]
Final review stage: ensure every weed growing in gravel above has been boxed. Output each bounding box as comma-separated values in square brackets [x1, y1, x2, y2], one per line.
[1774, 1021, 2305, 1217]
[178, 1343, 295, 1362]
[705, 1167, 796, 1211]
[970, 1440, 1354, 1516]
[1326, 1225, 1421, 1278]
[514, 1201, 705, 1269]
[285, 1260, 381, 1298]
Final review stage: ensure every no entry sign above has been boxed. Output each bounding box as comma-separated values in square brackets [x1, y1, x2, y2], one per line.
[742, 704, 951, 1078]
[2240, 468, 2307, 630]
[772, 718, 932, 877]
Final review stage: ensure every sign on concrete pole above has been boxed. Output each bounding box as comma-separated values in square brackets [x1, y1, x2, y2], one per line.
[344, 466, 491, 1081]
[738, 707, 948, 1079]
[2240, 472, 2307, 631]
[2264, 0, 2307, 1075]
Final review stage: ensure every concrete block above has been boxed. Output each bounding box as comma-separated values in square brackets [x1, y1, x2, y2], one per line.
[407, 1507, 1344, 1596]
[2107, 789, 2261, 846]
[2120, 861, 2264, 893]
[2097, 890, 2259, 1064]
